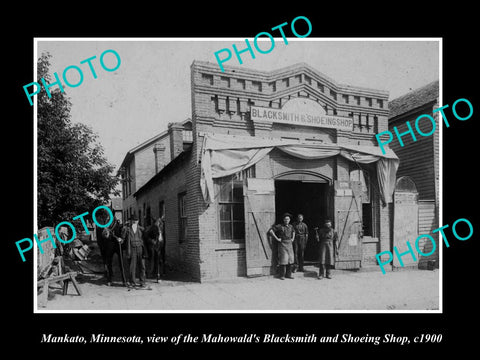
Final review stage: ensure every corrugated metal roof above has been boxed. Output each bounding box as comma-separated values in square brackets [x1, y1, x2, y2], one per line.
[389, 80, 439, 119]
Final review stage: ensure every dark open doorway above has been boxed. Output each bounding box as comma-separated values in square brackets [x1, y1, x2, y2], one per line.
[274, 180, 329, 262]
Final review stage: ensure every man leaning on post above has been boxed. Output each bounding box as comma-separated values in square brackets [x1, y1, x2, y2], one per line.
[269, 213, 295, 280]
[315, 219, 339, 280]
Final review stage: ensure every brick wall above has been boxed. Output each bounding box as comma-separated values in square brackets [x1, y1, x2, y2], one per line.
[135, 146, 157, 191]
[191, 61, 389, 143]
[135, 152, 203, 280]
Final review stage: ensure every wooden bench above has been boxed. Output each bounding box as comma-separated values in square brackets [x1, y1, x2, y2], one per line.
[37, 271, 82, 308]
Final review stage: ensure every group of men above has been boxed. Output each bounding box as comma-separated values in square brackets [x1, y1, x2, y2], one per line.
[106, 212, 338, 285]
[102, 214, 164, 289]
[268, 213, 338, 280]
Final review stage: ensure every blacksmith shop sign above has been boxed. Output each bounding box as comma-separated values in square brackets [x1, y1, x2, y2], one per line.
[250, 105, 354, 131]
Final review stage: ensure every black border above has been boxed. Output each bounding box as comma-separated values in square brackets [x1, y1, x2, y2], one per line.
[7, 6, 479, 354]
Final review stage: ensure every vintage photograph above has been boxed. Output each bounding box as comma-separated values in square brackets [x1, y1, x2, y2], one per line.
[34, 39, 441, 312]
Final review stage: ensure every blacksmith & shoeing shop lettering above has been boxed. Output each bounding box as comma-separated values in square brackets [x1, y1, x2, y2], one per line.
[250, 105, 354, 131]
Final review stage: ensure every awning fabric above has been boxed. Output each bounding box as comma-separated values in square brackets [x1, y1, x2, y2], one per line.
[200, 134, 399, 204]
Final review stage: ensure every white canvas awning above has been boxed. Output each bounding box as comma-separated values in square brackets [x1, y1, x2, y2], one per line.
[200, 133, 399, 204]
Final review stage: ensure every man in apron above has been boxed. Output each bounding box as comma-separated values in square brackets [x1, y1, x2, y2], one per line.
[315, 219, 338, 280]
[269, 213, 295, 280]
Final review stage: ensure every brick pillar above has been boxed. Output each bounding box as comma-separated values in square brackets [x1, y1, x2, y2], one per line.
[153, 143, 166, 174]
[168, 123, 184, 161]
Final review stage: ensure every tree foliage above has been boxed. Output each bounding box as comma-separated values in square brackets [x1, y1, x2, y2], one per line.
[37, 52, 119, 228]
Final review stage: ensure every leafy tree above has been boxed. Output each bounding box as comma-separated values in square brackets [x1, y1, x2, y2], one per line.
[37, 52, 119, 229]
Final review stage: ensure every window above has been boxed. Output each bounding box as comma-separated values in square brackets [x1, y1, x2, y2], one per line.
[178, 192, 187, 243]
[215, 167, 254, 242]
[217, 177, 245, 242]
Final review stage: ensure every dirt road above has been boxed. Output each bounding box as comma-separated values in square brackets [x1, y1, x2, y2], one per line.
[39, 264, 440, 312]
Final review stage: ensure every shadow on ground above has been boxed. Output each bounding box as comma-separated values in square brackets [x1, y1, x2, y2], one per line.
[67, 244, 197, 288]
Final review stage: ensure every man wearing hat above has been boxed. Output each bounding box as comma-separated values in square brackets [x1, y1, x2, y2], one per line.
[315, 219, 339, 279]
[269, 213, 295, 280]
[121, 214, 147, 287]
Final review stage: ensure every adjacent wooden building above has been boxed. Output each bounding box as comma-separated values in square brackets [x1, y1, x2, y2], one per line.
[388, 80, 440, 269]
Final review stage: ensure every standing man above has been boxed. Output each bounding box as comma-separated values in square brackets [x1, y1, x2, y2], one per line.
[315, 219, 339, 280]
[293, 214, 309, 272]
[103, 218, 127, 287]
[121, 214, 147, 288]
[269, 213, 295, 280]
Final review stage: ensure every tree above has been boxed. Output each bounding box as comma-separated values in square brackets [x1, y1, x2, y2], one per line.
[37, 52, 119, 228]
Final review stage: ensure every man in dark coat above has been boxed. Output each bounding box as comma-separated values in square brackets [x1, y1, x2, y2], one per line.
[102, 218, 127, 287]
[121, 214, 147, 287]
[269, 213, 295, 280]
[293, 213, 308, 272]
[315, 219, 338, 280]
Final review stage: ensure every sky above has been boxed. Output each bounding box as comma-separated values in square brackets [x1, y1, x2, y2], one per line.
[37, 39, 440, 171]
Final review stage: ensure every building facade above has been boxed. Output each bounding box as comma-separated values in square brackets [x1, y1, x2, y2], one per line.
[388, 81, 440, 269]
[128, 61, 402, 281]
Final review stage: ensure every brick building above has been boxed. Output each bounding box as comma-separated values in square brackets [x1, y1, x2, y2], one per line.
[388, 81, 440, 269]
[127, 61, 401, 281]
[118, 119, 192, 226]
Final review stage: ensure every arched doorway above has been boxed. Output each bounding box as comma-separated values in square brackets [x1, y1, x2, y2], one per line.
[274, 170, 332, 262]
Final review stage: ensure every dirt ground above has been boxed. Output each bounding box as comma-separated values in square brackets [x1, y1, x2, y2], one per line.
[38, 244, 440, 312]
